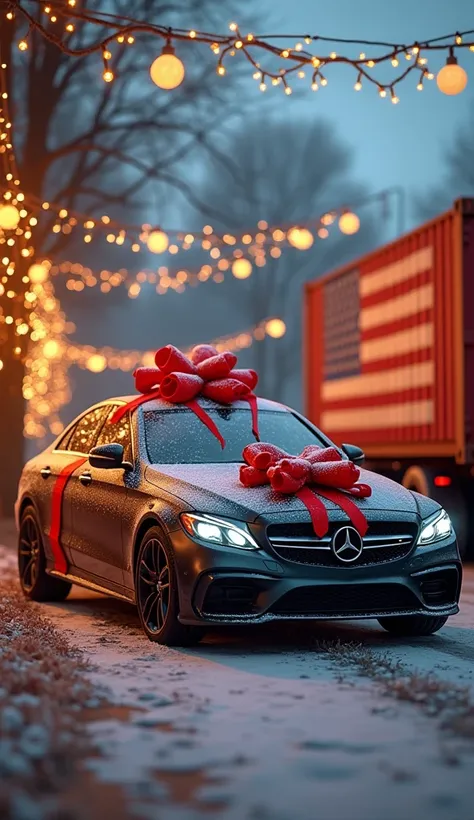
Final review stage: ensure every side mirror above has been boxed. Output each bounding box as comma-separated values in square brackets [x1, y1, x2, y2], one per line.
[89, 443, 132, 471]
[342, 443, 365, 466]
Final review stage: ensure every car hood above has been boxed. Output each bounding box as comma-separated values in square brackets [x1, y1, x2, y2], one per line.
[145, 463, 430, 522]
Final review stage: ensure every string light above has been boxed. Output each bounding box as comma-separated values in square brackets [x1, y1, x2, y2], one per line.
[338, 211, 360, 235]
[150, 41, 185, 90]
[287, 227, 314, 250]
[146, 229, 169, 253]
[24, 316, 286, 439]
[231, 258, 253, 279]
[0, 203, 20, 229]
[0, 183, 369, 265]
[437, 49, 468, 95]
[28, 261, 50, 284]
[265, 318, 286, 339]
[7, 4, 474, 101]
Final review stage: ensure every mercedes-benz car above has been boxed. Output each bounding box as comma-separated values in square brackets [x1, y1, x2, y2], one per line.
[15, 396, 462, 645]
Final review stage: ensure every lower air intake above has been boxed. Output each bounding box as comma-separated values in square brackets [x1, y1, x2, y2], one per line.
[271, 584, 420, 616]
[202, 579, 260, 616]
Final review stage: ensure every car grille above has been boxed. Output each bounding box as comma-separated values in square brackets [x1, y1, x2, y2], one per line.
[271, 584, 420, 616]
[267, 521, 418, 568]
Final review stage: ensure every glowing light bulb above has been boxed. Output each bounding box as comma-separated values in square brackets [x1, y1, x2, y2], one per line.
[87, 354, 107, 373]
[287, 227, 313, 250]
[338, 211, 360, 235]
[146, 230, 169, 254]
[28, 262, 50, 283]
[103, 69, 114, 82]
[265, 318, 286, 338]
[43, 340, 59, 359]
[436, 55, 468, 95]
[0, 203, 20, 230]
[150, 43, 185, 90]
[231, 258, 252, 279]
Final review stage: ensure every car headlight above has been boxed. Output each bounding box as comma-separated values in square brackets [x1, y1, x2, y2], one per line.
[417, 509, 453, 546]
[180, 513, 259, 550]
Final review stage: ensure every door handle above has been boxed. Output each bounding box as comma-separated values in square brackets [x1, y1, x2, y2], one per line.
[79, 472, 92, 486]
[40, 467, 51, 479]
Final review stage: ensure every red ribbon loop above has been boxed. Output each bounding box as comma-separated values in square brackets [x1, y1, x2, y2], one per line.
[109, 343, 260, 448]
[196, 352, 237, 380]
[155, 344, 198, 375]
[240, 442, 372, 537]
[160, 372, 204, 402]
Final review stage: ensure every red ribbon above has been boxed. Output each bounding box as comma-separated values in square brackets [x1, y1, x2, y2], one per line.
[50, 457, 88, 573]
[240, 443, 371, 537]
[110, 343, 260, 448]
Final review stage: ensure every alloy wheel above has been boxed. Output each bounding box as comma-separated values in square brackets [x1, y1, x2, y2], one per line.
[19, 514, 40, 592]
[137, 538, 171, 633]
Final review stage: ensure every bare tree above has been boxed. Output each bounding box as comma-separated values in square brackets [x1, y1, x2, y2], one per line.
[0, 0, 258, 514]
[192, 114, 378, 407]
[417, 97, 474, 220]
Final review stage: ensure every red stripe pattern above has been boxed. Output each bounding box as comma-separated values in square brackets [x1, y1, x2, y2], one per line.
[317, 240, 445, 446]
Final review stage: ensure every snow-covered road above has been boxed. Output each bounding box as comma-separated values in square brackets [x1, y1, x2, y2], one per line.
[2, 528, 474, 820]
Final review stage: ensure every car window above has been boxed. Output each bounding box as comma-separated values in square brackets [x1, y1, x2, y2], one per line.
[144, 408, 327, 464]
[56, 424, 76, 452]
[67, 406, 110, 454]
[96, 405, 133, 462]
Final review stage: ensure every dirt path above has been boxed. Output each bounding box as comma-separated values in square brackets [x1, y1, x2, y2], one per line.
[2, 528, 474, 820]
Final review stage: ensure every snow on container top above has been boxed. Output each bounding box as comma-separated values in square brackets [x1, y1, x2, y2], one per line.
[304, 199, 474, 464]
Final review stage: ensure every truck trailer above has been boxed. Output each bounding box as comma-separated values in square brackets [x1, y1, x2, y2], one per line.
[304, 198, 474, 559]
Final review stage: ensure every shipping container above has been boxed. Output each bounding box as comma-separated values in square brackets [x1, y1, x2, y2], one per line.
[304, 199, 474, 557]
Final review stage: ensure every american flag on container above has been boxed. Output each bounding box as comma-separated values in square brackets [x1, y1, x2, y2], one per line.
[319, 244, 441, 445]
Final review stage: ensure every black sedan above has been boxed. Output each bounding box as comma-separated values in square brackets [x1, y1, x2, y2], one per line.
[15, 396, 462, 645]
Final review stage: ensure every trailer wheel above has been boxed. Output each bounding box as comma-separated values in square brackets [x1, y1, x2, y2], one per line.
[402, 465, 470, 560]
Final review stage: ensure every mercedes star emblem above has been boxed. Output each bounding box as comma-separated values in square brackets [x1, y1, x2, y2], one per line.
[331, 526, 364, 563]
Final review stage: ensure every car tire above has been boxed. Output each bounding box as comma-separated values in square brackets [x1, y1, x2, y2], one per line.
[18, 505, 72, 602]
[135, 526, 204, 646]
[377, 614, 449, 636]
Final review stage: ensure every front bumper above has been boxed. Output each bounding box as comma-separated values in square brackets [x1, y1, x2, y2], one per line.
[170, 519, 462, 626]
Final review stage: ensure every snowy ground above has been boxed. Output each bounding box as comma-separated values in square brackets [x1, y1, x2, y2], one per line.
[2, 524, 474, 820]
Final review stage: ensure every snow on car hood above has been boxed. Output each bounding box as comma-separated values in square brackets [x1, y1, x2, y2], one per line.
[145, 463, 421, 522]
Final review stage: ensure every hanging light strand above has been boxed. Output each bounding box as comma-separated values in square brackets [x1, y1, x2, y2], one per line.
[0, 59, 37, 364]
[24, 316, 286, 439]
[0, 182, 396, 276]
[8, 2, 474, 98]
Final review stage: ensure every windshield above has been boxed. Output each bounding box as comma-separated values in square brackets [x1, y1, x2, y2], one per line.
[144, 408, 328, 464]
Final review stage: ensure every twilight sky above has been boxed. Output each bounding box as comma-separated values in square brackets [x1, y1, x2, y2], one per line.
[258, 0, 474, 229]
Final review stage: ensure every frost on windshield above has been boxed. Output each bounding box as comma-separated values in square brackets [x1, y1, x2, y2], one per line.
[144, 408, 325, 464]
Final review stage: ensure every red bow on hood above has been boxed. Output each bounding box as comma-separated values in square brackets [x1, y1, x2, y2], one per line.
[240, 443, 371, 537]
[110, 344, 259, 448]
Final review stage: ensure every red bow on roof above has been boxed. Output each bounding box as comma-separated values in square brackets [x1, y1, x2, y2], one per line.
[240, 443, 371, 537]
[110, 344, 259, 448]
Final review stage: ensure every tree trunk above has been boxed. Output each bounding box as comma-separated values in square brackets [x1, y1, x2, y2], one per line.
[0, 344, 25, 519]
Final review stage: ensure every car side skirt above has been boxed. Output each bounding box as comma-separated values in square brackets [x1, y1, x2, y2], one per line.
[49, 569, 135, 604]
